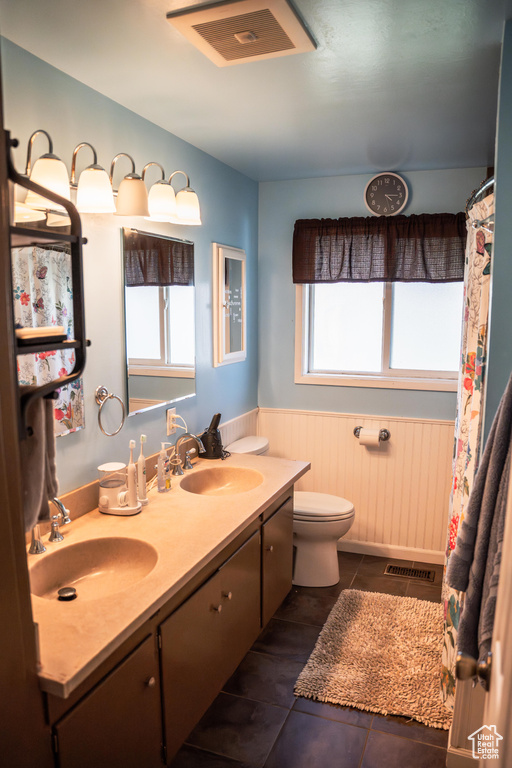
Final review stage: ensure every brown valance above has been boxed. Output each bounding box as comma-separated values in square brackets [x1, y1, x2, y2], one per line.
[293, 212, 466, 284]
[124, 229, 194, 287]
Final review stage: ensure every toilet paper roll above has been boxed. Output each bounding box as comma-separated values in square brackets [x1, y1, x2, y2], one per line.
[358, 428, 381, 447]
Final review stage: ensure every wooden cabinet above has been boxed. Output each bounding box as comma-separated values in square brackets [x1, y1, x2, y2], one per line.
[159, 530, 261, 761]
[53, 635, 162, 768]
[262, 495, 293, 626]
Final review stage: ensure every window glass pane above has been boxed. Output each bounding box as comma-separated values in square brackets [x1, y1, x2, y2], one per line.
[125, 286, 162, 360]
[390, 282, 463, 371]
[167, 286, 195, 366]
[310, 283, 384, 373]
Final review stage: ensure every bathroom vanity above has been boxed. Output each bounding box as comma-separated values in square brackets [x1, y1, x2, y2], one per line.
[28, 453, 309, 767]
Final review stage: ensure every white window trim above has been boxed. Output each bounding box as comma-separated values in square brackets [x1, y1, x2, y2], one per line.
[128, 364, 195, 379]
[294, 285, 458, 392]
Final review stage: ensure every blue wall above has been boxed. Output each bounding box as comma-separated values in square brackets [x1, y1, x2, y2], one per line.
[1, 39, 259, 493]
[484, 19, 512, 438]
[258, 167, 487, 420]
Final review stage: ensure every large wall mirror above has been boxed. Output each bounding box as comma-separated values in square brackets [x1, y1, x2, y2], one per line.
[122, 229, 196, 415]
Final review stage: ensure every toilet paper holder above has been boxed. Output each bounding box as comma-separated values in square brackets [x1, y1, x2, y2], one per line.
[353, 426, 391, 442]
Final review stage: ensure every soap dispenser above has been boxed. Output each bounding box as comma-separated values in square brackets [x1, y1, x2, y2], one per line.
[157, 443, 173, 493]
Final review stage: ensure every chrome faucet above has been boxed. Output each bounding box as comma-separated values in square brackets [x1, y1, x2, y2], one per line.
[173, 433, 205, 476]
[48, 497, 71, 543]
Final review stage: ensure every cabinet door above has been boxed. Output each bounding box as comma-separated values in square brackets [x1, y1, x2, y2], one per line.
[262, 496, 293, 626]
[54, 635, 162, 768]
[160, 531, 260, 760]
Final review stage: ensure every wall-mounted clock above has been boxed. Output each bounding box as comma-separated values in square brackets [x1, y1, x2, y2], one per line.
[364, 172, 409, 216]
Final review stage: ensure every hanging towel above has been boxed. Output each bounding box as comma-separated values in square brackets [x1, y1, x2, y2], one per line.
[19, 388, 59, 532]
[446, 371, 512, 663]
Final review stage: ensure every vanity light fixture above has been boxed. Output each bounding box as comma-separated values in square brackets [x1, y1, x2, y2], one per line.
[24, 129, 70, 211]
[71, 142, 116, 214]
[142, 162, 177, 222]
[169, 170, 202, 226]
[110, 153, 150, 217]
[13, 201, 46, 223]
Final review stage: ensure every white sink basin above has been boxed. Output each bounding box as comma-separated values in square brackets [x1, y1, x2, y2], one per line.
[29, 537, 158, 600]
[180, 466, 264, 496]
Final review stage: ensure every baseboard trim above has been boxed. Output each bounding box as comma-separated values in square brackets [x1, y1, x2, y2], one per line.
[445, 745, 478, 767]
[337, 539, 445, 565]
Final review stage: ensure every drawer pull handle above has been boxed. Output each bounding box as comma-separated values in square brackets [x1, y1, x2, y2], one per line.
[212, 604, 223, 613]
[146, 676, 156, 688]
[266, 545, 274, 552]
[223, 591, 233, 600]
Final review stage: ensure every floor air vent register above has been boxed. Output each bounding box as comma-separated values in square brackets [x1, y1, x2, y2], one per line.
[384, 564, 436, 582]
[167, 0, 316, 67]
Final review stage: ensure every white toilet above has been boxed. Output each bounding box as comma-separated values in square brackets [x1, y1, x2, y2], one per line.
[226, 435, 355, 588]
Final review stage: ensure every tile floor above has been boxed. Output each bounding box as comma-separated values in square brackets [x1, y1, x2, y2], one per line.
[170, 552, 448, 768]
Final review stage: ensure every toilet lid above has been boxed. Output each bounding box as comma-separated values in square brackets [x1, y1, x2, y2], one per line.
[294, 491, 354, 519]
[226, 435, 269, 455]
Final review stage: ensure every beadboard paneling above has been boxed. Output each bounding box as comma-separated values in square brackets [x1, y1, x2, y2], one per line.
[219, 409, 259, 448]
[258, 408, 454, 562]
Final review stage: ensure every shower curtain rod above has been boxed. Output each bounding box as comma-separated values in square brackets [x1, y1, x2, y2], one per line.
[466, 176, 494, 213]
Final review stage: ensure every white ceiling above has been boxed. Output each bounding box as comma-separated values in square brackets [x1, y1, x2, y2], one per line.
[0, 0, 508, 181]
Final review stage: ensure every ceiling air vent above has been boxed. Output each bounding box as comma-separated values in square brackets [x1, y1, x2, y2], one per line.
[166, 0, 316, 67]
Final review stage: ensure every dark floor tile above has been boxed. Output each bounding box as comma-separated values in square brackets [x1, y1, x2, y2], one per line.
[222, 651, 303, 708]
[186, 693, 288, 768]
[293, 570, 354, 598]
[405, 580, 442, 602]
[252, 619, 320, 663]
[356, 555, 413, 578]
[337, 550, 364, 572]
[293, 696, 374, 729]
[170, 744, 253, 768]
[361, 730, 446, 768]
[371, 713, 449, 749]
[350, 573, 409, 596]
[274, 589, 338, 626]
[413, 561, 445, 586]
[264, 710, 368, 768]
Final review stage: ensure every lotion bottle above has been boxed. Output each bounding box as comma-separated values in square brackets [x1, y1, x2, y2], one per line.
[137, 434, 148, 506]
[157, 443, 172, 493]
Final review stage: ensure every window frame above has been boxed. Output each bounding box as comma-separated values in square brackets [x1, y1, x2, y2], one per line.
[294, 284, 459, 392]
[126, 285, 195, 379]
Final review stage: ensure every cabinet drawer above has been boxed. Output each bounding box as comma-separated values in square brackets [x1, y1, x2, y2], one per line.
[262, 495, 293, 626]
[160, 531, 260, 760]
[53, 635, 161, 768]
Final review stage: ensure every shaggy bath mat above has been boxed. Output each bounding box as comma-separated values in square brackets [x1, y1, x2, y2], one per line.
[294, 589, 452, 730]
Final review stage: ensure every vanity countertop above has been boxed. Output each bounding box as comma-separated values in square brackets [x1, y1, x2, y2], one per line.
[28, 453, 310, 698]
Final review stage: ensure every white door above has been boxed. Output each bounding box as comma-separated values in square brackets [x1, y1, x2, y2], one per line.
[480, 439, 512, 766]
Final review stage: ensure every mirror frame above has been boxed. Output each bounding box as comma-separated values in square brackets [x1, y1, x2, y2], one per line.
[212, 242, 247, 367]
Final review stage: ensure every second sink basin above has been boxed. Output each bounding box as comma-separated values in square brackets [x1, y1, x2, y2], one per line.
[29, 537, 158, 601]
[180, 466, 264, 496]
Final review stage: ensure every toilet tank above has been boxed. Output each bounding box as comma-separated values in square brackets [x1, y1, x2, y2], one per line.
[225, 435, 269, 455]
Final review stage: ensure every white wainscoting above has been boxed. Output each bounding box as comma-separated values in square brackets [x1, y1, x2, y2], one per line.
[258, 408, 455, 564]
[219, 408, 259, 448]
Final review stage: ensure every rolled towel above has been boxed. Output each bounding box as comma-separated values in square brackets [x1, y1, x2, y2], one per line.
[19, 389, 59, 532]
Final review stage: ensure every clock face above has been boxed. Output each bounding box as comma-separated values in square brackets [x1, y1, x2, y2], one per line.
[364, 173, 408, 216]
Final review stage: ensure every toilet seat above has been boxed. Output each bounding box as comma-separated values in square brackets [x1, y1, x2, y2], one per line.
[226, 435, 269, 455]
[294, 491, 354, 521]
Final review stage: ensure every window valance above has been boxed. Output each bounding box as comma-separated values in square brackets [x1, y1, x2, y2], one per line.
[124, 230, 194, 287]
[292, 212, 466, 284]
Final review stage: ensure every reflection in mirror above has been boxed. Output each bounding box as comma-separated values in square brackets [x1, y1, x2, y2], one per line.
[122, 229, 195, 415]
[12, 243, 84, 436]
[213, 243, 246, 367]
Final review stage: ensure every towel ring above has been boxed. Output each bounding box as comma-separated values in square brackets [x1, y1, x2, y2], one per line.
[95, 385, 126, 437]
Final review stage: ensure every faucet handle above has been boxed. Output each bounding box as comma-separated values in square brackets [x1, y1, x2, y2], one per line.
[49, 514, 64, 543]
[184, 451, 194, 470]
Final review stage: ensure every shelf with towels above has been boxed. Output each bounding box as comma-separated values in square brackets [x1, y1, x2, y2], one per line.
[6, 129, 90, 438]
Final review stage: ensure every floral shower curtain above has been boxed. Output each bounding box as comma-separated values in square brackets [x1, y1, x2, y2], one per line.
[441, 193, 494, 710]
[12, 245, 84, 436]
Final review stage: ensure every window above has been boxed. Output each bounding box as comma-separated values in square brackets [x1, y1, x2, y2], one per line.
[125, 284, 195, 377]
[296, 281, 464, 391]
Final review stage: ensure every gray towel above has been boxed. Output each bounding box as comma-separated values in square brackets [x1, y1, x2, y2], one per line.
[19, 390, 59, 532]
[446, 372, 512, 663]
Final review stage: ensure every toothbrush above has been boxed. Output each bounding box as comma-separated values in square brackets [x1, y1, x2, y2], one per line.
[137, 434, 148, 506]
[127, 439, 138, 507]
